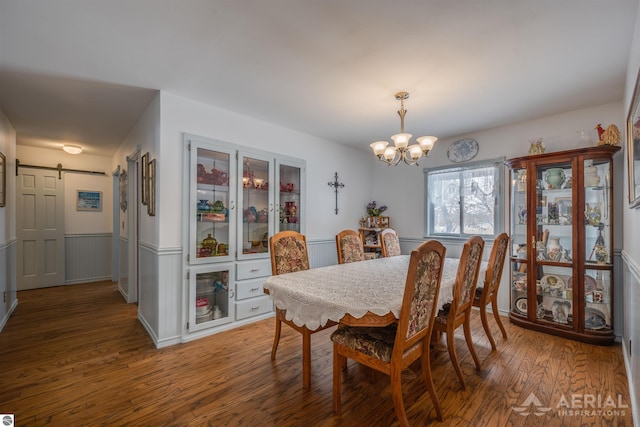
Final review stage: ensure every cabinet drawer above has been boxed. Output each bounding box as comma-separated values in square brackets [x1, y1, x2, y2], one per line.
[236, 259, 272, 280]
[235, 295, 273, 320]
[236, 278, 268, 300]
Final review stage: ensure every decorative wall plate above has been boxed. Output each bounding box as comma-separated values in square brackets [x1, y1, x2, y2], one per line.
[447, 138, 479, 163]
[567, 275, 597, 292]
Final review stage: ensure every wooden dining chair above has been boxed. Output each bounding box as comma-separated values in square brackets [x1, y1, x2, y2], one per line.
[269, 230, 337, 389]
[380, 228, 401, 257]
[432, 235, 484, 390]
[331, 239, 447, 426]
[336, 229, 376, 264]
[473, 232, 509, 351]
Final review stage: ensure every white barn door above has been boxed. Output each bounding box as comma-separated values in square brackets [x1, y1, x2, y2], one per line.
[16, 168, 65, 290]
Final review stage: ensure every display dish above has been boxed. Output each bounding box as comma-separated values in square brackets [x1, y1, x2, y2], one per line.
[585, 307, 607, 330]
[447, 138, 479, 163]
[567, 275, 597, 292]
[540, 274, 565, 296]
[514, 297, 528, 315]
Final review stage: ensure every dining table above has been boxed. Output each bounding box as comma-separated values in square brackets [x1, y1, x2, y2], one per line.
[263, 255, 487, 387]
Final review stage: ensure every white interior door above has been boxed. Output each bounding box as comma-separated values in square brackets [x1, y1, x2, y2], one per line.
[16, 168, 66, 290]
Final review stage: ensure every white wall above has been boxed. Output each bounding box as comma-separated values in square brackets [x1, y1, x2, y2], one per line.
[15, 145, 113, 234]
[622, 1, 640, 424]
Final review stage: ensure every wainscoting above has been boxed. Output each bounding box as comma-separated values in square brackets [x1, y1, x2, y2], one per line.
[0, 239, 17, 333]
[65, 233, 112, 284]
[621, 250, 640, 426]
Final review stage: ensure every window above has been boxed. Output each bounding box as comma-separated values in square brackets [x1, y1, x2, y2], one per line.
[424, 158, 504, 239]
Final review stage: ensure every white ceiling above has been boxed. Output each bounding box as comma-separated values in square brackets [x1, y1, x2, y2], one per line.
[0, 0, 637, 157]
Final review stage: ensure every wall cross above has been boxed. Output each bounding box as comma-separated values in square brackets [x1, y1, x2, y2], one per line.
[327, 172, 345, 215]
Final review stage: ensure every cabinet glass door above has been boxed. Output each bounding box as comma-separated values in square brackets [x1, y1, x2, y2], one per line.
[276, 159, 305, 234]
[188, 264, 234, 332]
[532, 160, 574, 326]
[510, 167, 528, 316]
[189, 142, 235, 265]
[238, 152, 273, 259]
[583, 157, 612, 332]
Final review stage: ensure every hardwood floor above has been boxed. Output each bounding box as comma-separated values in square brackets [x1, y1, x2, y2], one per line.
[0, 281, 632, 426]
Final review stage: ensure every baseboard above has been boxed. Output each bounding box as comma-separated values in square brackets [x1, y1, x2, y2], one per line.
[0, 298, 18, 333]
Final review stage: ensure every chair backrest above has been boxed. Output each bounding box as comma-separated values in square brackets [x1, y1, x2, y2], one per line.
[393, 240, 446, 355]
[269, 231, 310, 275]
[380, 228, 401, 257]
[450, 236, 485, 317]
[336, 229, 366, 264]
[482, 233, 509, 298]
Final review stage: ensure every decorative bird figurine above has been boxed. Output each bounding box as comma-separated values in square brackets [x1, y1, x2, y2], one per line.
[595, 124, 605, 141]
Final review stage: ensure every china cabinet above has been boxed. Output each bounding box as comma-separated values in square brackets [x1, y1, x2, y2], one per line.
[505, 145, 620, 345]
[183, 133, 305, 338]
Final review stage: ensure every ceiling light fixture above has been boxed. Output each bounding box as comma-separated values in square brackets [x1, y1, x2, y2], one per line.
[370, 91, 437, 166]
[63, 145, 83, 155]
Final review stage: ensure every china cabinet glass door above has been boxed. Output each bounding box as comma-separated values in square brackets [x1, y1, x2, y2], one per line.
[583, 157, 612, 333]
[237, 151, 274, 259]
[276, 159, 305, 234]
[189, 142, 236, 265]
[531, 160, 574, 327]
[510, 167, 528, 317]
[188, 264, 234, 332]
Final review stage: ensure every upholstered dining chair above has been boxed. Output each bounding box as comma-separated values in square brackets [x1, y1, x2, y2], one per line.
[336, 229, 376, 264]
[269, 230, 337, 389]
[473, 232, 509, 351]
[331, 239, 447, 426]
[380, 228, 401, 257]
[432, 235, 485, 390]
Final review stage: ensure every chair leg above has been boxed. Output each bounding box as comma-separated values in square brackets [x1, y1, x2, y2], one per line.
[302, 328, 311, 389]
[390, 367, 409, 427]
[479, 303, 497, 351]
[492, 299, 508, 340]
[421, 346, 443, 422]
[270, 311, 282, 361]
[333, 347, 343, 414]
[445, 327, 466, 391]
[463, 314, 481, 372]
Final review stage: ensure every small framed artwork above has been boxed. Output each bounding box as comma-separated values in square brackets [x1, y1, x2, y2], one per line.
[77, 190, 102, 211]
[141, 152, 149, 205]
[147, 158, 156, 216]
[556, 197, 572, 224]
[380, 216, 389, 228]
[0, 152, 5, 207]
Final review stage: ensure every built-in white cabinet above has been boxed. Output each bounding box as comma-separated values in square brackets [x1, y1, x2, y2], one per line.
[183, 133, 305, 338]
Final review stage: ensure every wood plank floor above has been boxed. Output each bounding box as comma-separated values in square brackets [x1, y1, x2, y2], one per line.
[0, 281, 632, 426]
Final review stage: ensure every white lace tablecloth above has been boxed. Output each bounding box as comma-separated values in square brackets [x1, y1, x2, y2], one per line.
[263, 256, 487, 330]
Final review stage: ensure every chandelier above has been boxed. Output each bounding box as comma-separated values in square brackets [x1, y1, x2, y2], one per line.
[370, 91, 437, 166]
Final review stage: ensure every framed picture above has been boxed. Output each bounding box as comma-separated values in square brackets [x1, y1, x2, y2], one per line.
[77, 190, 102, 211]
[626, 67, 640, 208]
[380, 216, 389, 228]
[141, 152, 149, 205]
[147, 158, 156, 216]
[555, 197, 572, 224]
[0, 152, 5, 207]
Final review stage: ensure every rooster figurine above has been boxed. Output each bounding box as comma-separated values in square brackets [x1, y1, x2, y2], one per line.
[595, 124, 605, 142]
